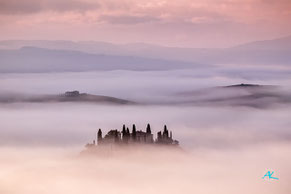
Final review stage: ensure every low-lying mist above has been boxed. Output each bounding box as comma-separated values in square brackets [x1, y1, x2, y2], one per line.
[0, 69, 291, 148]
[1, 67, 291, 101]
[0, 103, 290, 148]
[0, 143, 290, 194]
[1, 69, 291, 194]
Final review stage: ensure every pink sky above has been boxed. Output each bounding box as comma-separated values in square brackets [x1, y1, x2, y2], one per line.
[0, 0, 291, 47]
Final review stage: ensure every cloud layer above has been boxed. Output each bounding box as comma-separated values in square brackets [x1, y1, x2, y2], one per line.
[0, 0, 290, 47]
[0, 0, 99, 14]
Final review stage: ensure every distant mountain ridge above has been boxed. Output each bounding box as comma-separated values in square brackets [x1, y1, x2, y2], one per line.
[1, 35, 291, 51]
[0, 46, 203, 73]
[231, 35, 291, 50]
[0, 36, 290, 73]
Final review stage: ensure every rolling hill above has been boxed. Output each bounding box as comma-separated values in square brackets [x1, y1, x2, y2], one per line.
[0, 91, 134, 105]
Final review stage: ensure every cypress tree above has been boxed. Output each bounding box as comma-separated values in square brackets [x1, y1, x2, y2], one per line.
[164, 125, 167, 132]
[163, 125, 169, 138]
[97, 129, 102, 139]
[132, 124, 136, 141]
[97, 128, 102, 145]
[122, 125, 126, 140]
[146, 123, 151, 134]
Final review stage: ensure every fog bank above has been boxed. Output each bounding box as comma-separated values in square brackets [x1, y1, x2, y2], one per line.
[0, 143, 290, 194]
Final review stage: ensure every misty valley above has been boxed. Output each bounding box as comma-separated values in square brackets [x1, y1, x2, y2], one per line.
[0, 38, 291, 194]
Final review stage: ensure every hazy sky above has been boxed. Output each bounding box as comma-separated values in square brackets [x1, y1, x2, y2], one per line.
[0, 0, 291, 47]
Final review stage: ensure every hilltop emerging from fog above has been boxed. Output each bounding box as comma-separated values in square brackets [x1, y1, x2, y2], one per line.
[1, 84, 291, 108]
[174, 83, 291, 108]
[0, 90, 133, 105]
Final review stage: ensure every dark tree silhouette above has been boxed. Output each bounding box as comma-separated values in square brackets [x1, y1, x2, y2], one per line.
[163, 125, 169, 138]
[164, 125, 168, 131]
[98, 129, 102, 138]
[122, 124, 126, 140]
[132, 124, 136, 141]
[146, 123, 151, 134]
[97, 128, 102, 144]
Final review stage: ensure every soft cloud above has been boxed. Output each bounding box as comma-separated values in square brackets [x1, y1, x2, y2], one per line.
[0, 0, 290, 47]
[99, 14, 161, 24]
[0, 0, 100, 14]
[1, 0, 290, 23]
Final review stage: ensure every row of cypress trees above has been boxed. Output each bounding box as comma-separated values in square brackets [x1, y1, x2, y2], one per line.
[121, 123, 152, 141]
